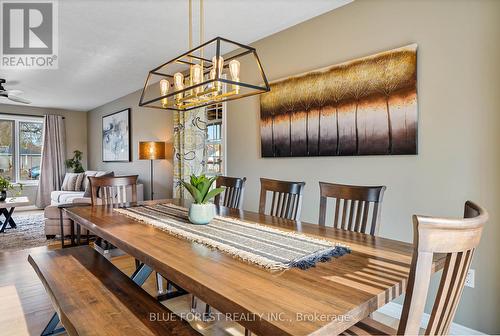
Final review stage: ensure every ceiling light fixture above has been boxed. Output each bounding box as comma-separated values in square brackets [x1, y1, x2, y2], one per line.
[139, 0, 270, 111]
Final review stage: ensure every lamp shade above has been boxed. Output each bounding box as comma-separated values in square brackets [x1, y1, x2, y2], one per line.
[139, 141, 166, 160]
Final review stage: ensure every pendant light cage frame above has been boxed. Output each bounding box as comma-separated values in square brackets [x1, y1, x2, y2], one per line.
[139, 36, 270, 111]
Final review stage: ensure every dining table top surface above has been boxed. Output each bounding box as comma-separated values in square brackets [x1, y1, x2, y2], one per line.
[64, 199, 446, 336]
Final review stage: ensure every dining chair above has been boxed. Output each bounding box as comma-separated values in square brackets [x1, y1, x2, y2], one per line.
[342, 201, 488, 336]
[318, 182, 386, 235]
[88, 175, 138, 206]
[89, 174, 172, 295]
[259, 178, 305, 220]
[59, 175, 139, 248]
[87, 175, 139, 250]
[214, 176, 246, 209]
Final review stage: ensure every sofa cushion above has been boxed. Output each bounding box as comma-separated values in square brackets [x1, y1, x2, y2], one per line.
[61, 173, 85, 191]
[50, 190, 85, 204]
[83, 171, 114, 197]
[44, 218, 77, 236]
[45, 205, 69, 219]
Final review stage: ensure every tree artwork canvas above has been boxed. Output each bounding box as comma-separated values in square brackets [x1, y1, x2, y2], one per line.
[260, 44, 418, 157]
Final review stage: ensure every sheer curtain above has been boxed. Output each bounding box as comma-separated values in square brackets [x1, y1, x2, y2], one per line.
[172, 107, 207, 198]
[35, 115, 66, 208]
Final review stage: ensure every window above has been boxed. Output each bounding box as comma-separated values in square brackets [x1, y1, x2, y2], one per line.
[0, 114, 44, 184]
[0, 120, 14, 181]
[205, 102, 226, 176]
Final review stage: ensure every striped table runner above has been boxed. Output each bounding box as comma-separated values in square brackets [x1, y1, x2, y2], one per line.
[115, 203, 350, 270]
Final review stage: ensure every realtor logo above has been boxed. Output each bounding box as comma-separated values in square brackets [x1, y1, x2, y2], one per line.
[1, 0, 58, 69]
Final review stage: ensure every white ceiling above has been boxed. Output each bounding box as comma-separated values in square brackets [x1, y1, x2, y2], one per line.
[0, 0, 351, 111]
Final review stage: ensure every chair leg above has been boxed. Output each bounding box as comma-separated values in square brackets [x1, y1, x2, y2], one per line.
[190, 295, 197, 313]
[70, 220, 75, 246]
[59, 209, 65, 248]
[190, 295, 211, 321]
[203, 303, 212, 321]
[155, 272, 164, 294]
[76, 224, 81, 245]
[166, 280, 174, 293]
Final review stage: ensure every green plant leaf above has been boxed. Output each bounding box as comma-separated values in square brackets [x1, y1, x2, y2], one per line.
[181, 180, 203, 203]
[203, 187, 225, 203]
[198, 179, 212, 200]
[190, 174, 203, 188]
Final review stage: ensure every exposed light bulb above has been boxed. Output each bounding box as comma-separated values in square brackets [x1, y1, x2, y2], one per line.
[192, 65, 203, 84]
[159, 79, 169, 107]
[211, 56, 224, 77]
[174, 72, 184, 90]
[173, 72, 184, 102]
[192, 64, 203, 95]
[160, 79, 169, 94]
[211, 56, 224, 93]
[229, 59, 240, 93]
[229, 60, 240, 81]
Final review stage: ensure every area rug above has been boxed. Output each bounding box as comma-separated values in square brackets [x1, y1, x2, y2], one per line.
[0, 213, 55, 252]
[115, 203, 350, 270]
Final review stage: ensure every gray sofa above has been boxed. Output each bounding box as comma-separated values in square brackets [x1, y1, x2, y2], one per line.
[44, 171, 144, 238]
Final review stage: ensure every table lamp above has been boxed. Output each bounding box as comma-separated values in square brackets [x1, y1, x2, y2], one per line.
[139, 141, 166, 200]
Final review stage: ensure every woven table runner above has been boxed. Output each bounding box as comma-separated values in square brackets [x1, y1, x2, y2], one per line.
[115, 203, 350, 270]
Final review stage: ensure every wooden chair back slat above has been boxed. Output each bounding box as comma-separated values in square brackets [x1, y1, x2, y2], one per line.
[348, 200, 356, 230]
[354, 201, 364, 232]
[215, 176, 246, 210]
[397, 201, 488, 335]
[360, 201, 370, 233]
[318, 182, 386, 236]
[370, 203, 381, 236]
[340, 199, 348, 229]
[89, 175, 138, 206]
[259, 178, 305, 221]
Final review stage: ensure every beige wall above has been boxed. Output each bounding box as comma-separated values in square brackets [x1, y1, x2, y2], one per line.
[0, 104, 88, 204]
[87, 89, 173, 200]
[226, 0, 500, 333]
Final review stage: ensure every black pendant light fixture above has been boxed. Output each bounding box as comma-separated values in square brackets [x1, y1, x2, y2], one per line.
[139, 0, 270, 111]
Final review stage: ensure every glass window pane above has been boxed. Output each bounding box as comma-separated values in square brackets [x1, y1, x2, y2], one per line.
[19, 121, 43, 181]
[207, 124, 214, 141]
[0, 120, 14, 181]
[207, 122, 222, 142]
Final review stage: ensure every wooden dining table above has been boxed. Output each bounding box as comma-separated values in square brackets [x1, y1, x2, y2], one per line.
[63, 199, 446, 336]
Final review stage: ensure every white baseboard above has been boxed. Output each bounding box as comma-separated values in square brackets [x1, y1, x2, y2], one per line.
[376, 302, 484, 335]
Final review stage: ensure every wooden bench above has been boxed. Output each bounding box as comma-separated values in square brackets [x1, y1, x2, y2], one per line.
[28, 246, 200, 336]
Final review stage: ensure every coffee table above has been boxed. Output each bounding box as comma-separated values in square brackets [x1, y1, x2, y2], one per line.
[0, 197, 30, 233]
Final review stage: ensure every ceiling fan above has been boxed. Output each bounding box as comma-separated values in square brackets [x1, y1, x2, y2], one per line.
[0, 79, 31, 104]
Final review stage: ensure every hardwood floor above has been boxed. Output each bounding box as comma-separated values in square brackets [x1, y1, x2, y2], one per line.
[0, 246, 57, 336]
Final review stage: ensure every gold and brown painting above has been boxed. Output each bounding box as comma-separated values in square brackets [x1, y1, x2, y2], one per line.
[260, 44, 418, 157]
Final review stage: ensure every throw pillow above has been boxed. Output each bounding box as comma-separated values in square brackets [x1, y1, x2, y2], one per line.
[61, 173, 85, 191]
[83, 171, 114, 198]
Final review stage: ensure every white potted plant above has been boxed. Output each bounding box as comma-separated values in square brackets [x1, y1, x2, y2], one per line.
[0, 176, 23, 202]
[180, 174, 224, 225]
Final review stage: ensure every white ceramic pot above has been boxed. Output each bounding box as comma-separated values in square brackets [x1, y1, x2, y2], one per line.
[188, 203, 215, 225]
